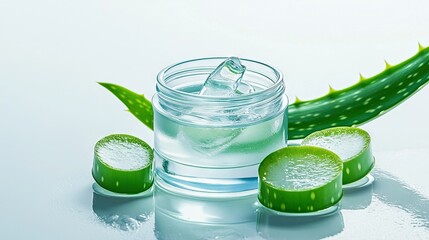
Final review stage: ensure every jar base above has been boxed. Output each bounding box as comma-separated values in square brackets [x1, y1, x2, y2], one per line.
[155, 171, 258, 196]
[155, 152, 259, 195]
[155, 173, 258, 198]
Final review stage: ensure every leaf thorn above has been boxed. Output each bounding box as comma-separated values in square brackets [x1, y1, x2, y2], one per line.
[418, 42, 426, 52]
[384, 60, 393, 69]
[328, 84, 336, 94]
[359, 73, 366, 82]
[294, 96, 303, 103]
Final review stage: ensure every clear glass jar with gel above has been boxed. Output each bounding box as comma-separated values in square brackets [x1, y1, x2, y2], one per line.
[152, 57, 288, 194]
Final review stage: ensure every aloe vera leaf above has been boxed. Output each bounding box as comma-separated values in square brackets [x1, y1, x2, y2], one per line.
[99, 45, 429, 139]
[258, 146, 343, 213]
[98, 82, 154, 130]
[288, 45, 429, 139]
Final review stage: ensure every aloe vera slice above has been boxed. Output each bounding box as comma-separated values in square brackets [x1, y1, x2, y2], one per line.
[258, 146, 343, 213]
[302, 127, 374, 185]
[92, 134, 154, 194]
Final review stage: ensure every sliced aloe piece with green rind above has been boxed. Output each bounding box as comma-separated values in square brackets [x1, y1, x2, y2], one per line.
[92, 134, 154, 194]
[302, 127, 374, 184]
[258, 146, 343, 213]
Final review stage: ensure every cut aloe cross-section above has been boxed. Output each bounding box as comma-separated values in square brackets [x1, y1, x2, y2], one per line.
[92, 134, 154, 194]
[302, 127, 374, 185]
[258, 146, 343, 213]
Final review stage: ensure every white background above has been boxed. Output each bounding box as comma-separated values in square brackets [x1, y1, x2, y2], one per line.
[1, 0, 429, 239]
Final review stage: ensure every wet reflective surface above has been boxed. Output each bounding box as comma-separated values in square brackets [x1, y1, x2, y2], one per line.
[2, 0, 429, 239]
[80, 166, 429, 239]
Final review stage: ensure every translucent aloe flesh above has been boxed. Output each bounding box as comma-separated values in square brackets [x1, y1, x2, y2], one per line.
[92, 134, 154, 194]
[302, 127, 374, 184]
[99, 45, 429, 139]
[258, 146, 343, 213]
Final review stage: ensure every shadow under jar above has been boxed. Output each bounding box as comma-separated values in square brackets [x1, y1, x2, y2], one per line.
[152, 57, 288, 195]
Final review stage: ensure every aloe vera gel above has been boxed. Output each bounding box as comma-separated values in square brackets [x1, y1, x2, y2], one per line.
[258, 146, 343, 213]
[302, 127, 375, 184]
[152, 57, 288, 193]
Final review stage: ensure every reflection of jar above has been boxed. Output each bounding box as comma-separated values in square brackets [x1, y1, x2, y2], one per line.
[154, 180, 258, 239]
[152, 57, 288, 193]
[154, 180, 257, 224]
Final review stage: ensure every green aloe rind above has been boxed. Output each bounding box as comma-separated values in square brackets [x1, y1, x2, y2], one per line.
[99, 82, 154, 130]
[92, 134, 154, 194]
[288, 45, 429, 139]
[99, 45, 429, 139]
[302, 127, 374, 184]
[258, 146, 343, 213]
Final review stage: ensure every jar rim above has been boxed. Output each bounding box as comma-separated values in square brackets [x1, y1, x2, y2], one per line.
[156, 57, 284, 102]
[154, 57, 287, 127]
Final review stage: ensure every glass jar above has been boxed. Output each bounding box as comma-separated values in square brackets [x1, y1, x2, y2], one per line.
[152, 57, 288, 194]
